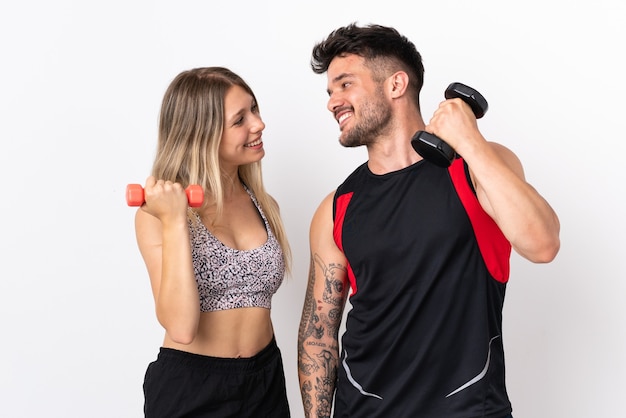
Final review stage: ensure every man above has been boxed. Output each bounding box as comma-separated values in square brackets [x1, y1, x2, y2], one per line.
[297, 23, 560, 418]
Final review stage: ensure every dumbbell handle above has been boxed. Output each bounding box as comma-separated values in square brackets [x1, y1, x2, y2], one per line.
[126, 184, 204, 208]
[411, 82, 488, 167]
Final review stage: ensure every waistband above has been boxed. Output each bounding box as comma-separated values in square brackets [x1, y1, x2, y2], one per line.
[157, 337, 279, 373]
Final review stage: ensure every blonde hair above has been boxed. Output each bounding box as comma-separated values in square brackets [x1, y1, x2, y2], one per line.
[151, 67, 291, 273]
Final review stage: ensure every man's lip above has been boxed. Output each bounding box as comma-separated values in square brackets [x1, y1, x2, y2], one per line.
[336, 110, 353, 126]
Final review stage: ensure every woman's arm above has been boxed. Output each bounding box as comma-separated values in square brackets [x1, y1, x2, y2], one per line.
[135, 177, 200, 344]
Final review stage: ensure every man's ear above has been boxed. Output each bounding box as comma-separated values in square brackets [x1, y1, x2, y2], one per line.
[389, 71, 409, 98]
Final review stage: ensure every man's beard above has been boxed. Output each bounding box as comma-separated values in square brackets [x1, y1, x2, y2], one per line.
[339, 92, 392, 148]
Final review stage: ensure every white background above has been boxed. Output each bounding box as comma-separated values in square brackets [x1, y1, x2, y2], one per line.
[1, 1, 624, 417]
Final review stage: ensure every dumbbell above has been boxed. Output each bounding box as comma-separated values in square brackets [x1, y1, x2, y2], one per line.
[126, 184, 204, 207]
[411, 82, 488, 167]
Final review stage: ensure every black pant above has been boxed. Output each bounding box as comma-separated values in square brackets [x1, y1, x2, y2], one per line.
[143, 338, 290, 418]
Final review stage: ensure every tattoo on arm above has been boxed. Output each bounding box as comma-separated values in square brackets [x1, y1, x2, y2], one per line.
[298, 253, 348, 418]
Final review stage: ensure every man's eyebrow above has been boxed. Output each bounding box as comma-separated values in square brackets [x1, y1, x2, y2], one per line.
[327, 73, 352, 95]
[331, 73, 352, 84]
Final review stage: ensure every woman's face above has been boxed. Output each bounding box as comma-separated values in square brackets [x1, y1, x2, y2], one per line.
[218, 85, 266, 170]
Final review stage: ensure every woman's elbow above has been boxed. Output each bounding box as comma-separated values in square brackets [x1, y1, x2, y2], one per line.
[168, 331, 196, 345]
[157, 313, 198, 345]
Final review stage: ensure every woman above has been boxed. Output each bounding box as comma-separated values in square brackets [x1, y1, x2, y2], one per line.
[135, 67, 291, 417]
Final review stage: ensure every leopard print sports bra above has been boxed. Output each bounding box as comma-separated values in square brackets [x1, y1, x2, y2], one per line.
[188, 187, 285, 312]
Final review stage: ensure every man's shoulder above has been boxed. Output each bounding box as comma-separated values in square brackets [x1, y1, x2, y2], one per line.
[336, 162, 369, 194]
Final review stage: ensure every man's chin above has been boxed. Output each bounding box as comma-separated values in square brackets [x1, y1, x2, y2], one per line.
[338, 135, 364, 148]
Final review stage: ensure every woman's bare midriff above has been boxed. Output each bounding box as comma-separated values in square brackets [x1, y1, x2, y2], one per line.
[162, 307, 275, 358]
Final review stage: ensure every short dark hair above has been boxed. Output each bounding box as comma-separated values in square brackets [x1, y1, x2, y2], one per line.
[311, 23, 425, 107]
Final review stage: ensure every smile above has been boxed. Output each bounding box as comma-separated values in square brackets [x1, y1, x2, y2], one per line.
[337, 111, 353, 126]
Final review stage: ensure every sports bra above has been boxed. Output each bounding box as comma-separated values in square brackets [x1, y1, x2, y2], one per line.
[188, 187, 285, 312]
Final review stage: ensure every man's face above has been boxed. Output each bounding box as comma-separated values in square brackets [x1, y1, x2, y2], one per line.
[326, 54, 392, 147]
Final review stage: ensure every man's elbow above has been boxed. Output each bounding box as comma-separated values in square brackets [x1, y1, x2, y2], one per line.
[533, 241, 560, 263]
[518, 235, 560, 263]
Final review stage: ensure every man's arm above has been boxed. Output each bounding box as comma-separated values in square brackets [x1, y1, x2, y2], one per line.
[427, 98, 560, 262]
[468, 141, 560, 262]
[298, 191, 350, 418]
